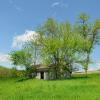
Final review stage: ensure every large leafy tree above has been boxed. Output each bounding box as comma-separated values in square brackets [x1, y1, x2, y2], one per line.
[37, 18, 61, 79]
[37, 18, 84, 79]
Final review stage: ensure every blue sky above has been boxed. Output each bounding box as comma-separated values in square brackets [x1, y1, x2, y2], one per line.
[0, 0, 100, 70]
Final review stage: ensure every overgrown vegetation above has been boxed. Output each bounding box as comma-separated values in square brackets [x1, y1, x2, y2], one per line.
[9, 13, 100, 79]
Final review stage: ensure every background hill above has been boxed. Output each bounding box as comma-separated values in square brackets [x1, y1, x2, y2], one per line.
[0, 65, 24, 78]
[0, 66, 12, 78]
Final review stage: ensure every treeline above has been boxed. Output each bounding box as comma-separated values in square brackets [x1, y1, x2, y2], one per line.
[10, 13, 100, 79]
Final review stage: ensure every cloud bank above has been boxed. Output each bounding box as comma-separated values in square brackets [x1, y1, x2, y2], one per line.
[12, 30, 38, 48]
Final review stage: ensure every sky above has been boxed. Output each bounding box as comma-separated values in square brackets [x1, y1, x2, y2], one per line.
[0, 0, 100, 70]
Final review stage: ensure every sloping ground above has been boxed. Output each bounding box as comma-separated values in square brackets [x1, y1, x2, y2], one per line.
[0, 72, 100, 100]
[0, 66, 12, 78]
[0, 66, 10, 70]
[0, 66, 24, 78]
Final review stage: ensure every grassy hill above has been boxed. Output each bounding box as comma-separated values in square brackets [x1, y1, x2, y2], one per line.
[0, 72, 100, 100]
[0, 66, 10, 70]
[0, 66, 24, 78]
[0, 66, 12, 78]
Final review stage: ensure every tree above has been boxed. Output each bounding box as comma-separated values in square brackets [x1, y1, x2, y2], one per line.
[75, 13, 100, 76]
[9, 13, 100, 79]
[37, 18, 61, 79]
[10, 49, 34, 78]
[37, 18, 84, 79]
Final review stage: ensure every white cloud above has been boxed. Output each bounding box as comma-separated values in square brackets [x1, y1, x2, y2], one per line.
[0, 53, 10, 62]
[51, 2, 60, 7]
[12, 30, 38, 48]
[51, 2, 68, 8]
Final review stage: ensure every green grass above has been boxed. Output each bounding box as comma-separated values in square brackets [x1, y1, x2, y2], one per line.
[0, 73, 100, 100]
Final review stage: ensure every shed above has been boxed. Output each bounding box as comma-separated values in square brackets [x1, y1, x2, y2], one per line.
[34, 64, 71, 80]
[36, 67, 49, 80]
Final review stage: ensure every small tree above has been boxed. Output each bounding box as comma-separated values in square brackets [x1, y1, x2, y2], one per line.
[75, 13, 100, 76]
[10, 49, 34, 78]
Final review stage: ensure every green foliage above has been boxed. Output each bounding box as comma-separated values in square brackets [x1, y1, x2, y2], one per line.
[10, 49, 35, 78]
[79, 13, 89, 22]
[9, 13, 100, 79]
[36, 15, 100, 78]
[37, 18, 86, 79]
[11, 67, 25, 78]
[75, 13, 100, 76]
[10, 50, 32, 69]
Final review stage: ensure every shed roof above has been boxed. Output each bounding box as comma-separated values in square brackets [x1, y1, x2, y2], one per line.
[36, 67, 49, 72]
[32, 64, 54, 72]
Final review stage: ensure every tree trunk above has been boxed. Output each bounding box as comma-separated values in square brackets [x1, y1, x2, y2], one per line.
[85, 52, 90, 77]
[85, 68, 88, 77]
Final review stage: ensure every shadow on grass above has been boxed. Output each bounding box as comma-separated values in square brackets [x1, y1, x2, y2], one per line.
[70, 76, 91, 80]
[16, 74, 91, 82]
[46, 75, 91, 81]
[16, 77, 34, 82]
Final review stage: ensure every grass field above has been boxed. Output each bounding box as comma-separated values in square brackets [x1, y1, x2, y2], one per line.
[0, 72, 100, 100]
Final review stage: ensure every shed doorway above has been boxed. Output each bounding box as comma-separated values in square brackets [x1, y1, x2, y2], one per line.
[41, 72, 44, 79]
